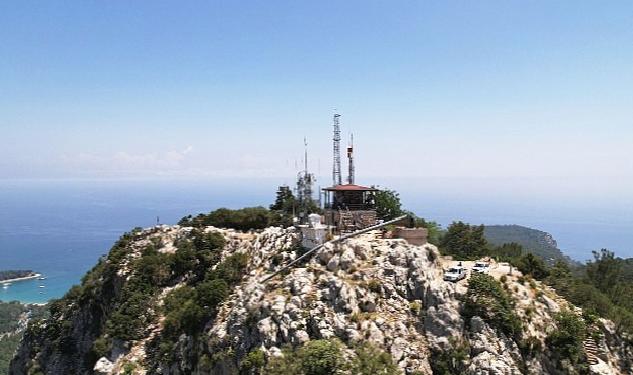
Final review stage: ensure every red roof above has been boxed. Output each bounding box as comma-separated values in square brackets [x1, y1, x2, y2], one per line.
[322, 184, 378, 191]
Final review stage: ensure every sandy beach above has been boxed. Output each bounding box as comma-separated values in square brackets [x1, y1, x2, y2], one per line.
[1, 273, 42, 284]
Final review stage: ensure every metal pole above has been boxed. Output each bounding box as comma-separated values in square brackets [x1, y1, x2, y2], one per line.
[261, 214, 409, 283]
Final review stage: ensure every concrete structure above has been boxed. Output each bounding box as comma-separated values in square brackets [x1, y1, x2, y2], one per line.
[393, 227, 428, 246]
[299, 213, 330, 249]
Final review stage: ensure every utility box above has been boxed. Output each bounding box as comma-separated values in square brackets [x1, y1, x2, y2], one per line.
[299, 214, 330, 249]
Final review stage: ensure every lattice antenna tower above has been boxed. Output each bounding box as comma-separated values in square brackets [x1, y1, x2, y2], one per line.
[332, 113, 342, 186]
[296, 137, 315, 223]
[303, 137, 313, 204]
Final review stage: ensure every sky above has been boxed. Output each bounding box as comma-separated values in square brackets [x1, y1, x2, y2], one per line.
[1, 1, 633, 201]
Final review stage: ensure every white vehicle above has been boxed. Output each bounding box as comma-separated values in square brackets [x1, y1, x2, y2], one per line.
[444, 266, 467, 282]
[472, 261, 490, 274]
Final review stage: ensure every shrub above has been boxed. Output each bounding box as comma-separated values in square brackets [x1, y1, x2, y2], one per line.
[163, 299, 205, 337]
[160, 252, 247, 341]
[91, 336, 111, 358]
[171, 245, 197, 277]
[299, 339, 346, 375]
[545, 311, 588, 370]
[196, 279, 229, 309]
[350, 343, 400, 375]
[429, 339, 469, 375]
[122, 362, 137, 375]
[179, 207, 273, 231]
[163, 286, 196, 313]
[519, 336, 542, 358]
[172, 229, 227, 280]
[207, 253, 249, 284]
[367, 279, 382, 293]
[106, 283, 156, 340]
[462, 273, 522, 337]
[266, 339, 345, 375]
[410, 301, 422, 316]
[517, 253, 549, 280]
[240, 349, 266, 374]
[528, 279, 537, 290]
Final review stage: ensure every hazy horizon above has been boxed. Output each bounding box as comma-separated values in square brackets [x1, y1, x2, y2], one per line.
[2, 2, 632, 261]
[2, 1, 632, 202]
[2, 177, 631, 262]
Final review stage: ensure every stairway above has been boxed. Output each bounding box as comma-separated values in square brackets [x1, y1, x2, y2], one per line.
[583, 336, 600, 365]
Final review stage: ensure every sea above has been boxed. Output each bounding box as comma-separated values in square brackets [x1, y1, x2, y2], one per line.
[1, 178, 632, 304]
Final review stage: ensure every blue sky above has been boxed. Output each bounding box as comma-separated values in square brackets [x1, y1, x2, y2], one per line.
[1, 1, 632, 199]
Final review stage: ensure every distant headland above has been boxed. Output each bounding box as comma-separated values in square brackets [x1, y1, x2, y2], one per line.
[0, 270, 41, 284]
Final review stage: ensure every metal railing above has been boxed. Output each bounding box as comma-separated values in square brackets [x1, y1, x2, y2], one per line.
[261, 214, 409, 283]
[323, 203, 375, 210]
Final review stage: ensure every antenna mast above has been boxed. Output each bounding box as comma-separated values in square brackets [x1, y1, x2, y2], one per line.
[332, 113, 342, 186]
[296, 137, 315, 224]
[347, 133, 355, 185]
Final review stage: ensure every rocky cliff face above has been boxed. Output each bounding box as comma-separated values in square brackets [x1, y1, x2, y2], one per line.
[10, 225, 633, 374]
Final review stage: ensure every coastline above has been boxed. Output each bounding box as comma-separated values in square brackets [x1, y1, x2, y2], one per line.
[0, 273, 42, 284]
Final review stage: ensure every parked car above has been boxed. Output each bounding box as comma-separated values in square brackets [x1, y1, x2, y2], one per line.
[444, 265, 467, 282]
[472, 261, 490, 274]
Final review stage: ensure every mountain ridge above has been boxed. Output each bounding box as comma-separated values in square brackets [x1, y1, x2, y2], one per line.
[10, 224, 633, 374]
[484, 224, 578, 265]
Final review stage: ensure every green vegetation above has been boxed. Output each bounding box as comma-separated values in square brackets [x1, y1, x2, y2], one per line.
[20, 226, 232, 372]
[443, 223, 571, 273]
[239, 348, 266, 374]
[105, 242, 177, 341]
[0, 270, 36, 281]
[453, 238, 633, 337]
[373, 189, 404, 221]
[444, 220, 633, 336]
[179, 206, 290, 230]
[349, 343, 400, 375]
[429, 339, 469, 375]
[0, 333, 21, 375]
[179, 207, 274, 230]
[15, 193, 633, 375]
[263, 339, 398, 375]
[440, 221, 488, 260]
[545, 311, 589, 373]
[154, 241, 248, 362]
[516, 252, 549, 280]
[462, 273, 522, 337]
[270, 185, 296, 213]
[442, 224, 553, 280]
[0, 301, 47, 375]
[489, 242, 523, 262]
[547, 250, 633, 335]
[0, 301, 29, 332]
[161, 276, 231, 339]
[484, 225, 575, 265]
[269, 185, 298, 227]
[265, 339, 344, 375]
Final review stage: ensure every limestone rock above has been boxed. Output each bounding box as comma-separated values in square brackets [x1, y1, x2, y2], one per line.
[93, 357, 114, 375]
[10, 225, 633, 375]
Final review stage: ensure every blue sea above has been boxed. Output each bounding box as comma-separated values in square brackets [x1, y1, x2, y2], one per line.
[1, 178, 632, 304]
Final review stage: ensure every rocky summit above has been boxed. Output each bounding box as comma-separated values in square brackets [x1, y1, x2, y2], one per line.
[10, 225, 633, 374]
